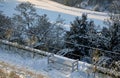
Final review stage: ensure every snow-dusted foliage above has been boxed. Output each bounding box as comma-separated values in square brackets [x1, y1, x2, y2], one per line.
[87, 0, 120, 72]
[27, 14, 66, 52]
[13, 2, 38, 29]
[0, 1, 66, 53]
[46, 15, 66, 52]
[64, 13, 109, 62]
[0, 12, 13, 40]
[65, 13, 98, 60]
[101, 0, 120, 60]
[11, 2, 39, 45]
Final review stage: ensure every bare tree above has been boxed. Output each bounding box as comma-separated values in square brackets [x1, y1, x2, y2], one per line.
[13, 2, 38, 31]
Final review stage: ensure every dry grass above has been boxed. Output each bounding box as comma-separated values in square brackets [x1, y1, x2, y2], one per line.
[0, 61, 48, 78]
[9, 71, 20, 78]
[0, 69, 6, 78]
[35, 74, 45, 78]
[0, 69, 20, 78]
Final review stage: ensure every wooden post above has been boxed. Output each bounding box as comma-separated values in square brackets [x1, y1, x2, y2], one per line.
[76, 59, 79, 71]
[47, 54, 50, 64]
[72, 62, 74, 72]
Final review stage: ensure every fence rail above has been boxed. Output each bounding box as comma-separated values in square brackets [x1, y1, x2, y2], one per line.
[0, 39, 120, 77]
[0, 39, 50, 58]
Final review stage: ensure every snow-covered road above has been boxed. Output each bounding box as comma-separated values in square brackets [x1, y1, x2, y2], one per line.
[18, 0, 108, 20]
[0, 0, 108, 28]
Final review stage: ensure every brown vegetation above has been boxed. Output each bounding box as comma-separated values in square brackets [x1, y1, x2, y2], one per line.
[0, 61, 48, 78]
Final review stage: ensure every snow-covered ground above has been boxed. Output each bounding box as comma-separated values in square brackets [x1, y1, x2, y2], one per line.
[0, 1, 113, 77]
[0, 43, 112, 78]
[0, 0, 108, 28]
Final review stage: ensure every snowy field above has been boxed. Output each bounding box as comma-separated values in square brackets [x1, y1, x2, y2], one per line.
[0, 0, 109, 29]
[0, 42, 112, 78]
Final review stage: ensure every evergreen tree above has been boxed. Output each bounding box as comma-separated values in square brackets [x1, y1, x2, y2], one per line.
[65, 14, 90, 60]
[108, 0, 120, 53]
[87, 20, 97, 47]
[101, 0, 120, 60]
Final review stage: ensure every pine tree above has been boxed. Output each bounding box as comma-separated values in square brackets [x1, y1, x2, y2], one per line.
[101, 0, 120, 60]
[65, 14, 90, 60]
[87, 20, 97, 47]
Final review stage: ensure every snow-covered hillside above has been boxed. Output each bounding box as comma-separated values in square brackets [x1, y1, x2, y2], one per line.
[0, 0, 108, 27]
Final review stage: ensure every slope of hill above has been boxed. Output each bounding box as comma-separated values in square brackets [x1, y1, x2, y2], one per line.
[18, 0, 108, 20]
[0, 0, 108, 27]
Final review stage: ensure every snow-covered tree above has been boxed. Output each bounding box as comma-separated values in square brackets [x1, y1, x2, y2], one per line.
[101, 24, 120, 53]
[12, 2, 38, 44]
[13, 2, 38, 29]
[47, 15, 66, 52]
[98, 0, 120, 63]
[65, 14, 90, 60]
[28, 14, 65, 52]
[104, 0, 120, 54]
[87, 20, 97, 47]
[27, 14, 51, 48]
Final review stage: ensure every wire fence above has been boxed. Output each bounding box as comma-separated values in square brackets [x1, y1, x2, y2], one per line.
[0, 26, 120, 74]
[0, 26, 119, 55]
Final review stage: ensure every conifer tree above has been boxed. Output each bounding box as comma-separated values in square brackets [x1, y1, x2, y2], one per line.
[65, 14, 90, 59]
[101, 0, 120, 60]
